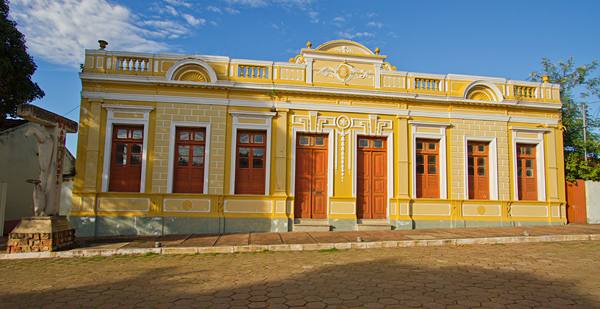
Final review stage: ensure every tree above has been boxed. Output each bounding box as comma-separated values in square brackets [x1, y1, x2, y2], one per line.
[0, 0, 44, 122]
[529, 57, 600, 181]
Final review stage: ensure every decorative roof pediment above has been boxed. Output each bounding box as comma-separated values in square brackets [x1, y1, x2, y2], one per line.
[290, 40, 395, 71]
[314, 40, 375, 56]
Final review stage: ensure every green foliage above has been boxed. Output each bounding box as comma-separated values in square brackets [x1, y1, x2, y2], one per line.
[0, 0, 44, 122]
[529, 57, 600, 181]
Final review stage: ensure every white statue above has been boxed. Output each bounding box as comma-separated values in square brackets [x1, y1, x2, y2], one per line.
[24, 125, 58, 216]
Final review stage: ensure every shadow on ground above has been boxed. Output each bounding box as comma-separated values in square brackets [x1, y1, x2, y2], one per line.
[0, 244, 598, 308]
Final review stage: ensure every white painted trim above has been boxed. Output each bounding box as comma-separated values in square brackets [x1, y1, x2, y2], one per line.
[462, 204, 501, 217]
[228, 111, 276, 195]
[329, 202, 355, 215]
[166, 121, 211, 194]
[511, 128, 547, 201]
[410, 203, 451, 216]
[275, 200, 286, 214]
[229, 59, 274, 66]
[97, 197, 150, 212]
[85, 49, 561, 88]
[163, 198, 211, 213]
[510, 205, 549, 217]
[408, 120, 452, 127]
[82, 197, 95, 211]
[223, 200, 273, 213]
[509, 126, 550, 133]
[80, 92, 560, 123]
[101, 105, 153, 193]
[463, 80, 504, 101]
[301, 52, 384, 65]
[463, 136, 499, 200]
[79, 73, 562, 111]
[399, 203, 409, 216]
[165, 58, 218, 83]
[390, 202, 397, 216]
[411, 123, 448, 199]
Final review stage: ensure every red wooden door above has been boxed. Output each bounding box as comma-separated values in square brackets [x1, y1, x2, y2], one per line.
[295, 135, 328, 219]
[517, 144, 537, 200]
[468, 142, 489, 199]
[357, 137, 387, 219]
[235, 131, 266, 194]
[416, 139, 439, 198]
[566, 179, 587, 223]
[173, 127, 205, 193]
[109, 126, 143, 192]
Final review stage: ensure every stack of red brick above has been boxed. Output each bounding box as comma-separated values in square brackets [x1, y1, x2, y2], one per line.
[7, 230, 75, 253]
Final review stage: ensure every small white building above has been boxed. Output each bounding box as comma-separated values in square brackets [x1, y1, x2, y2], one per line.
[0, 120, 75, 235]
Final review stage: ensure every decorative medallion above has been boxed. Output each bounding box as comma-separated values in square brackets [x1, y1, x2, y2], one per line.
[334, 46, 354, 53]
[182, 200, 193, 211]
[316, 62, 372, 83]
[336, 115, 351, 129]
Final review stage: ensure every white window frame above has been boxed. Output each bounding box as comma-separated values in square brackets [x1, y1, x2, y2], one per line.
[101, 105, 154, 193]
[511, 126, 549, 201]
[464, 136, 499, 200]
[409, 120, 451, 199]
[229, 110, 276, 195]
[167, 121, 211, 194]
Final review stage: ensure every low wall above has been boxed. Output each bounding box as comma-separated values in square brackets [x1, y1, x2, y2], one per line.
[586, 181, 600, 224]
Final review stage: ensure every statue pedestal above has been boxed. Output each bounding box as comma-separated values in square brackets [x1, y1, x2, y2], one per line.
[7, 216, 75, 253]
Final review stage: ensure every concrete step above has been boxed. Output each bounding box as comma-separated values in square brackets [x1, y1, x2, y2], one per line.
[357, 219, 393, 231]
[293, 218, 331, 232]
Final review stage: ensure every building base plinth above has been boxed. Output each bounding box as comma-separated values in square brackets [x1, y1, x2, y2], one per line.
[7, 216, 75, 253]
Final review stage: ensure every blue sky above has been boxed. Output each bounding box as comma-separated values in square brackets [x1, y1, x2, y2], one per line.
[8, 0, 600, 155]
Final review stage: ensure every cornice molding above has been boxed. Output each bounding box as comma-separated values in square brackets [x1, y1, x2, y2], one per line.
[83, 91, 560, 125]
[79, 73, 561, 110]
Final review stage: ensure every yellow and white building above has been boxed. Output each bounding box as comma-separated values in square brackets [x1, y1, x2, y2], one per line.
[70, 40, 566, 236]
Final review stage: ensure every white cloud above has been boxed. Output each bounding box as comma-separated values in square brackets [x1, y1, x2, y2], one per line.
[334, 16, 345, 22]
[224, 0, 268, 7]
[8, 0, 188, 68]
[337, 31, 374, 39]
[164, 6, 179, 16]
[163, 0, 192, 7]
[367, 21, 382, 28]
[308, 11, 319, 23]
[225, 0, 314, 9]
[225, 7, 241, 14]
[210, 21, 218, 26]
[138, 20, 189, 37]
[207, 6, 223, 13]
[182, 14, 205, 26]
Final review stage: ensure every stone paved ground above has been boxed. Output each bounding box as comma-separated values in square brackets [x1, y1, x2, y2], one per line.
[1, 241, 599, 308]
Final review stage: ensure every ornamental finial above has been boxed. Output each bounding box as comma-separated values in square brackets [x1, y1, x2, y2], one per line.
[375, 47, 380, 55]
[307, 41, 312, 49]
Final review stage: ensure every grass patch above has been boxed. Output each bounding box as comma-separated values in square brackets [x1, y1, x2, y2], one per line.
[491, 243, 506, 246]
[143, 252, 159, 257]
[318, 248, 340, 253]
[252, 249, 274, 254]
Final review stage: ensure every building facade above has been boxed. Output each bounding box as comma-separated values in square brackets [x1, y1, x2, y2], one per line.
[70, 40, 566, 237]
